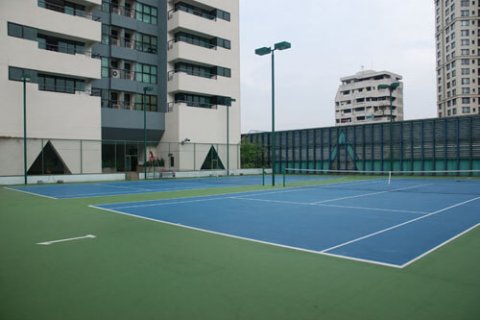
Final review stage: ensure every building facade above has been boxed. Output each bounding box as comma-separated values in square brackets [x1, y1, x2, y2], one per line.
[335, 70, 404, 126]
[0, 0, 103, 176]
[435, 0, 480, 117]
[0, 0, 240, 178]
[165, 0, 241, 171]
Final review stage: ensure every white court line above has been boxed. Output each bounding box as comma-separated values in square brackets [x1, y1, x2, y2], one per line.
[94, 183, 156, 192]
[400, 223, 480, 268]
[89, 201, 480, 269]
[321, 195, 480, 253]
[37, 234, 96, 245]
[4, 187, 58, 200]
[315, 203, 428, 215]
[111, 196, 234, 210]
[89, 204, 404, 268]
[231, 196, 427, 215]
[311, 183, 432, 205]
[229, 196, 308, 206]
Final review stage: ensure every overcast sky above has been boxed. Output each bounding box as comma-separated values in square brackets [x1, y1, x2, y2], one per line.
[239, 0, 436, 133]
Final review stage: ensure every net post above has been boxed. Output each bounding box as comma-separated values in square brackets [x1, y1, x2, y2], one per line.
[262, 167, 265, 186]
[283, 168, 286, 187]
[388, 171, 392, 185]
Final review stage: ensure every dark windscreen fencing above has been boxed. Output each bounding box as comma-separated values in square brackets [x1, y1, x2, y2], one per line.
[242, 116, 480, 173]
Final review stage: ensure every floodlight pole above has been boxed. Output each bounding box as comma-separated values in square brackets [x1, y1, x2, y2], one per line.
[271, 49, 276, 186]
[22, 77, 27, 185]
[143, 86, 153, 180]
[255, 41, 291, 186]
[226, 98, 236, 177]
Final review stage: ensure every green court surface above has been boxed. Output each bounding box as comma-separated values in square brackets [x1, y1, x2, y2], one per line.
[1, 185, 479, 320]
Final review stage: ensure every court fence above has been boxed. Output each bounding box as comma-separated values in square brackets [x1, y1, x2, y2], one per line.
[0, 137, 242, 179]
[242, 115, 480, 173]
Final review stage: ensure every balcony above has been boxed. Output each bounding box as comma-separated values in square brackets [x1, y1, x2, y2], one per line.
[167, 70, 234, 97]
[34, 1, 101, 42]
[167, 40, 233, 68]
[7, 37, 100, 80]
[168, 9, 232, 40]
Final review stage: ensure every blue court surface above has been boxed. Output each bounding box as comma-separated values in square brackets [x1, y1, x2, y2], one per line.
[9, 175, 274, 199]
[92, 178, 480, 268]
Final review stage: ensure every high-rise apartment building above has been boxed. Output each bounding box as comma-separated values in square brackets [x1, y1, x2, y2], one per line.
[0, 0, 240, 178]
[0, 0, 103, 176]
[335, 70, 404, 126]
[435, 0, 480, 117]
[165, 0, 240, 171]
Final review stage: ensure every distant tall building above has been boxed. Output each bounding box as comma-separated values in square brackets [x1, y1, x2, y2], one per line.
[335, 70, 404, 126]
[435, 0, 480, 117]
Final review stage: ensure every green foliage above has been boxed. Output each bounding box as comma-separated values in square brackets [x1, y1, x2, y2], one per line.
[241, 138, 265, 168]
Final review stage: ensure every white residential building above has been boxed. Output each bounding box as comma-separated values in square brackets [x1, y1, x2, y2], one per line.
[435, 0, 480, 117]
[0, 0, 102, 176]
[0, 0, 241, 179]
[335, 70, 404, 126]
[165, 0, 241, 171]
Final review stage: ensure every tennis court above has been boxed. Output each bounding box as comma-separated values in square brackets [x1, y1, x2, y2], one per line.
[91, 175, 480, 268]
[8, 175, 271, 199]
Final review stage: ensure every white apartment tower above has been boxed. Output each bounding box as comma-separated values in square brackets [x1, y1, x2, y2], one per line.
[0, 0, 102, 176]
[435, 0, 480, 117]
[165, 0, 241, 171]
[0, 0, 241, 179]
[335, 70, 404, 126]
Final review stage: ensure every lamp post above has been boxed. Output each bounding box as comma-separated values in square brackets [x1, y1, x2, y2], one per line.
[143, 86, 153, 180]
[226, 98, 236, 177]
[255, 41, 291, 186]
[22, 75, 30, 185]
[377, 82, 400, 171]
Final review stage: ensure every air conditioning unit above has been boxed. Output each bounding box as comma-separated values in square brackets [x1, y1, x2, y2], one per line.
[111, 69, 120, 78]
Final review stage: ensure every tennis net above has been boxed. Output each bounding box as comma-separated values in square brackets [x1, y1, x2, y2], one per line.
[282, 168, 480, 196]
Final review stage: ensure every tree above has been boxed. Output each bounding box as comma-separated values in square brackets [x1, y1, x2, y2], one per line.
[240, 138, 265, 168]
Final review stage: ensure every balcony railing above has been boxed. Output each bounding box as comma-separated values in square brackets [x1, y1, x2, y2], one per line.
[37, 0, 96, 20]
[167, 101, 218, 112]
[168, 39, 217, 51]
[38, 41, 99, 58]
[167, 70, 218, 81]
[106, 68, 136, 80]
[106, 36, 157, 54]
[102, 100, 157, 112]
[167, 6, 216, 21]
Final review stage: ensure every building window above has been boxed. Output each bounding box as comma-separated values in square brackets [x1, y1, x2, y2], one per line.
[101, 58, 109, 77]
[174, 93, 233, 108]
[215, 9, 231, 21]
[135, 33, 157, 53]
[7, 22, 36, 40]
[135, 63, 157, 84]
[135, 2, 157, 25]
[174, 32, 231, 50]
[175, 93, 213, 108]
[38, 73, 85, 93]
[38, 0, 86, 18]
[134, 94, 157, 111]
[37, 34, 85, 55]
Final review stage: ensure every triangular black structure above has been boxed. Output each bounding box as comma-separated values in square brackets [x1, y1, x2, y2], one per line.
[329, 130, 358, 171]
[28, 141, 71, 175]
[201, 146, 225, 170]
